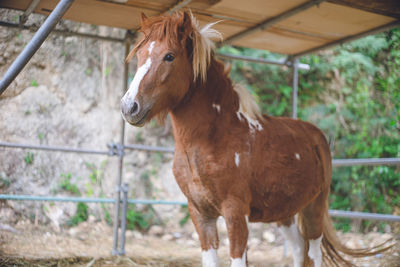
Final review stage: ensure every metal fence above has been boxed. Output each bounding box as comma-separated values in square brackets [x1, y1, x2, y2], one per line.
[0, 2, 399, 256]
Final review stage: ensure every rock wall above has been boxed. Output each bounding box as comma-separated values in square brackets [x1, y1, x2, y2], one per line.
[0, 10, 184, 229]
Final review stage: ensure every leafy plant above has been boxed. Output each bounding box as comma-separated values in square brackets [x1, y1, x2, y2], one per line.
[59, 173, 80, 195]
[24, 152, 34, 165]
[31, 80, 38, 87]
[67, 203, 89, 226]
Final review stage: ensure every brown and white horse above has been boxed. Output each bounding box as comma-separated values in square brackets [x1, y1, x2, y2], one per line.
[121, 12, 389, 267]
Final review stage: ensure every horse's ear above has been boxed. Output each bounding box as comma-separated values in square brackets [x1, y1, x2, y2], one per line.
[178, 11, 192, 40]
[140, 12, 148, 24]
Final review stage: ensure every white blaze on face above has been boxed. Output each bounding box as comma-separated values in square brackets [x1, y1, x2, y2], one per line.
[235, 152, 240, 167]
[202, 248, 219, 267]
[121, 41, 155, 106]
[308, 235, 323, 267]
[295, 153, 301, 160]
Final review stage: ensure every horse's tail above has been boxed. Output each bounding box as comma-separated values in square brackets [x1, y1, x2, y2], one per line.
[317, 199, 393, 266]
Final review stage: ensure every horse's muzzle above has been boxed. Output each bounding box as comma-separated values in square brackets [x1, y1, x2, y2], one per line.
[120, 99, 150, 127]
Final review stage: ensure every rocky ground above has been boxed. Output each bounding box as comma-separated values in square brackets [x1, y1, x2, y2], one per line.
[0, 219, 398, 267]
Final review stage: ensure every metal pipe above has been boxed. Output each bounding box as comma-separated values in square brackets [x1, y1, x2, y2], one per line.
[329, 210, 400, 222]
[112, 41, 130, 256]
[217, 53, 310, 70]
[0, 194, 114, 203]
[19, 0, 41, 25]
[0, 141, 109, 155]
[1, 194, 399, 221]
[291, 58, 299, 119]
[119, 183, 128, 255]
[294, 20, 400, 58]
[222, 0, 326, 45]
[0, 0, 75, 95]
[332, 158, 400, 166]
[123, 144, 175, 153]
[0, 21, 125, 43]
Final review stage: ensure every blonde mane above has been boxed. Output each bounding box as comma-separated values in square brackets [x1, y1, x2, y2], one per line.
[190, 14, 222, 82]
[233, 84, 264, 128]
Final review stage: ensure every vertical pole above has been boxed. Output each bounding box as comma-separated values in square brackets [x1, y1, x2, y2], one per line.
[112, 40, 130, 255]
[0, 0, 75, 95]
[119, 183, 129, 255]
[291, 58, 299, 119]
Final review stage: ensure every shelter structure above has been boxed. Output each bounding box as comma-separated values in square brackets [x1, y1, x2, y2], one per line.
[0, 0, 399, 255]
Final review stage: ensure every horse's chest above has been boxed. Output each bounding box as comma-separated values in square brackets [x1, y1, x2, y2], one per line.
[173, 151, 222, 214]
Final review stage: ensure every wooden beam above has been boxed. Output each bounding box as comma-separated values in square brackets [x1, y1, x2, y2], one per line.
[221, 0, 326, 45]
[293, 20, 400, 57]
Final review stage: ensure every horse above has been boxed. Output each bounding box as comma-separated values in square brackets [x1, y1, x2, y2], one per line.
[120, 11, 390, 267]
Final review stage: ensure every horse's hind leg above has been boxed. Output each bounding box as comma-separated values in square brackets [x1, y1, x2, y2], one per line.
[188, 202, 219, 267]
[299, 189, 329, 267]
[277, 217, 305, 267]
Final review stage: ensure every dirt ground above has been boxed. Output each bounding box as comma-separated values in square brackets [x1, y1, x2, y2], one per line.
[1, 220, 399, 267]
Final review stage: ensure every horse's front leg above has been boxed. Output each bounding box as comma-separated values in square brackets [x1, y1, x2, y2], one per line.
[188, 202, 219, 267]
[222, 201, 249, 267]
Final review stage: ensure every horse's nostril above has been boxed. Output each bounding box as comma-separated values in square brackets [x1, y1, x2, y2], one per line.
[130, 101, 139, 115]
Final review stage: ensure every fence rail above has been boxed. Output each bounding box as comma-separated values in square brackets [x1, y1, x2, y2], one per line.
[1, 141, 399, 166]
[1, 194, 399, 222]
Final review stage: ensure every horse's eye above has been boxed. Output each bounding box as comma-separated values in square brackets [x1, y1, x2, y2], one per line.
[164, 53, 175, 62]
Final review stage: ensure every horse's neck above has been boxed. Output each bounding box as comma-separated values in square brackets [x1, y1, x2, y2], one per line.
[170, 59, 237, 147]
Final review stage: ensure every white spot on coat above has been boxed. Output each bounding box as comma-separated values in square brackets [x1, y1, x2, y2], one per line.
[236, 110, 263, 133]
[202, 248, 219, 267]
[235, 153, 240, 167]
[231, 250, 246, 267]
[308, 235, 323, 267]
[212, 103, 221, 113]
[295, 153, 300, 160]
[121, 41, 155, 106]
[279, 223, 304, 267]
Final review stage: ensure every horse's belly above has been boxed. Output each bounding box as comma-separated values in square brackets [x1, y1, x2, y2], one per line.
[249, 179, 321, 223]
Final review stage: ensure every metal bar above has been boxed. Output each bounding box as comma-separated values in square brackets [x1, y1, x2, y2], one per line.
[20, 0, 41, 25]
[294, 20, 400, 58]
[124, 144, 175, 153]
[291, 58, 299, 119]
[0, 194, 114, 203]
[222, 0, 325, 45]
[0, 21, 125, 43]
[1, 194, 399, 221]
[128, 199, 187, 205]
[112, 41, 130, 256]
[0, 141, 109, 155]
[329, 210, 400, 222]
[164, 0, 193, 14]
[332, 158, 400, 167]
[217, 53, 310, 70]
[0, 0, 75, 95]
[119, 183, 128, 255]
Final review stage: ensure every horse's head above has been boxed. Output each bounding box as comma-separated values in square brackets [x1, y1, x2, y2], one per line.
[121, 12, 221, 126]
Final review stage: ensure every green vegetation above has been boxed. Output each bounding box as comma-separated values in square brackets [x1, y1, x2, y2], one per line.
[59, 173, 80, 195]
[219, 29, 400, 232]
[24, 152, 34, 165]
[67, 202, 89, 226]
[126, 205, 156, 231]
[30, 80, 38, 87]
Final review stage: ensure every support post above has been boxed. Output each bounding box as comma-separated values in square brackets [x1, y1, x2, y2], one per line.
[119, 183, 129, 255]
[0, 0, 75, 95]
[112, 40, 130, 255]
[291, 58, 299, 119]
